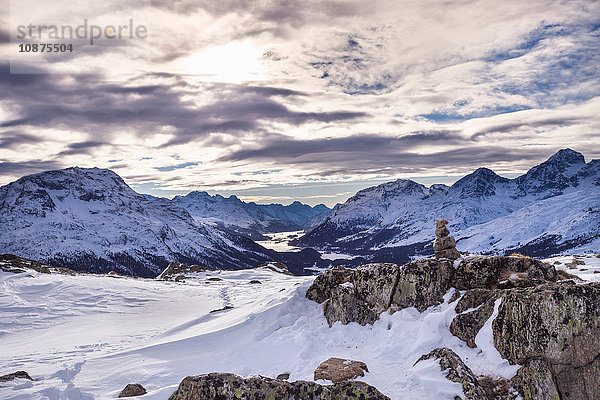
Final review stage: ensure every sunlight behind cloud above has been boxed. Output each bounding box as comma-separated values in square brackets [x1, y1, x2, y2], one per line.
[177, 41, 264, 83]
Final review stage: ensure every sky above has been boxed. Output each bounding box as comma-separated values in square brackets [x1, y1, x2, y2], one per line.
[1, 0, 599, 206]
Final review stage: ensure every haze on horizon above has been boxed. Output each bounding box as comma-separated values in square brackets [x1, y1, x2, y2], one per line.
[1, 0, 599, 206]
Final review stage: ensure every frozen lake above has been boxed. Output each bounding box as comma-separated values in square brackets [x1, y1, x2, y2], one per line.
[257, 230, 356, 261]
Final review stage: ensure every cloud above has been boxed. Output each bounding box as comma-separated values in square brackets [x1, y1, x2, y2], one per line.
[1, 0, 599, 202]
[0, 70, 368, 151]
[0, 160, 64, 175]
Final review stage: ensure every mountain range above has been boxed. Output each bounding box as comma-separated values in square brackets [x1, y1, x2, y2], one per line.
[0, 168, 300, 277]
[0, 148, 597, 277]
[172, 191, 330, 240]
[296, 148, 599, 264]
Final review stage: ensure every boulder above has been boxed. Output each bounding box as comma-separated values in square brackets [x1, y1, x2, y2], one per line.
[276, 373, 290, 380]
[414, 348, 488, 400]
[168, 373, 390, 400]
[493, 282, 600, 399]
[308, 259, 455, 326]
[323, 283, 379, 326]
[450, 296, 497, 348]
[260, 262, 294, 276]
[158, 262, 210, 281]
[390, 258, 454, 313]
[306, 265, 354, 304]
[118, 383, 147, 397]
[452, 255, 556, 290]
[352, 263, 400, 316]
[454, 288, 499, 314]
[511, 358, 560, 400]
[0, 370, 33, 382]
[313, 357, 369, 382]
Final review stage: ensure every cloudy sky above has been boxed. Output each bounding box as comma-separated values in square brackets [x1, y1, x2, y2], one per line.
[1, 0, 599, 206]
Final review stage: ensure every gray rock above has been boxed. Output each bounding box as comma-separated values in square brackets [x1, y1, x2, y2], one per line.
[454, 288, 499, 314]
[433, 219, 461, 260]
[450, 296, 497, 348]
[512, 358, 560, 400]
[311, 258, 455, 326]
[453, 255, 556, 290]
[167, 372, 390, 400]
[118, 383, 147, 397]
[159, 262, 210, 281]
[323, 283, 379, 326]
[306, 265, 354, 304]
[415, 348, 488, 400]
[352, 263, 400, 315]
[313, 357, 369, 383]
[390, 258, 454, 313]
[493, 283, 600, 399]
[276, 373, 290, 380]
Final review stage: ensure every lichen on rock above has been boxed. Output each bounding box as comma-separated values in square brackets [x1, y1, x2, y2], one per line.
[168, 372, 390, 400]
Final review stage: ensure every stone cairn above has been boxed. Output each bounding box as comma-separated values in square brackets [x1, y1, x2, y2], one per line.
[433, 219, 461, 260]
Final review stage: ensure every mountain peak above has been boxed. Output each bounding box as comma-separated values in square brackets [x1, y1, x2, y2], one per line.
[451, 167, 509, 198]
[546, 148, 585, 166]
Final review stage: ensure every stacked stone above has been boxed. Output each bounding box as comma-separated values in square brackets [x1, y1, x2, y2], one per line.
[433, 219, 461, 260]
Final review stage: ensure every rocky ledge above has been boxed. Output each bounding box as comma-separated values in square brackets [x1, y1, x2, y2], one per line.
[306, 251, 600, 399]
[307, 254, 556, 326]
[168, 372, 390, 400]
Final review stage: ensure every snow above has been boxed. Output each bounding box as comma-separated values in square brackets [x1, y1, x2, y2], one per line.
[544, 254, 600, 282]
[0, 167, 270, 276]
[411, 358, 464, 399]
[320, 252, 356, 260]
[1, 267, 525, 400]
[473, 298, 520, 378]
[300, 150, 600, 258]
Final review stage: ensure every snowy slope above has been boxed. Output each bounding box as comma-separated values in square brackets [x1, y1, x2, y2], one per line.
[0, 168, 274, 277]
[299, 149, 600, 261]
[172, 192, 329, 239]
[1, 265, 522, 400]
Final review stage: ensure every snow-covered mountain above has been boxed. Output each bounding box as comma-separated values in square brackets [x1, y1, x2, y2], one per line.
[298, 149, 600, 262]
[172, 191, 330, 239]
[0, 167, 278, 277]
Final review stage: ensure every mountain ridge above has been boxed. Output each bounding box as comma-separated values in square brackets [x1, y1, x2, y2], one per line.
[297, 148, 600, 263]
[172, 191, 330, 239]
[0, 167, 280, 277]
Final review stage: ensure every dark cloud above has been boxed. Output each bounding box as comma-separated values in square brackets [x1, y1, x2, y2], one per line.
[0, 67, 368, 154]
[218, 131, 559, 177]
[222, 131, 463, 161]
[471, 117, 583, 139]
[0, 160, 64, 175]
[57, 141, 108, 156]
[0, 131, 40, 148]
[0, 30, 10, 44]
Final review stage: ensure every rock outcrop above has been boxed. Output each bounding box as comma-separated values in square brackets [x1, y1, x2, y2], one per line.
[313, 357, 369, 383]
[493, 282, 600, 400]
[168, 373, 390, 400]
[118, 383, 147, 397]
[157, 262, 211, 281]
[511, 358, 560, 400]
[306, 221, 600, 400]
[452, 255, 556, 290]
[415, 348, 488, 400]
[308, 254, 556, 327]
[433, 219, 461, 260]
